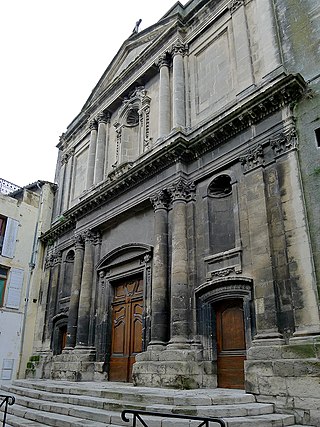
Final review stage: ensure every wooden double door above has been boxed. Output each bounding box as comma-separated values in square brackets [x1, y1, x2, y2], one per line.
[215, 299, 246, 389]
[109, 277, 143, 382]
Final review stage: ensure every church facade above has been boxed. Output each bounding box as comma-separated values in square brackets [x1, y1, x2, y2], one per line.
[31, 0, 320, 422]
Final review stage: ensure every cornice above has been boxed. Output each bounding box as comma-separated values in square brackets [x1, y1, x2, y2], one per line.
[40, 73, 306, 244]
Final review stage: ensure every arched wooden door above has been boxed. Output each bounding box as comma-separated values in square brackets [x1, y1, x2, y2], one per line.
[215, 299, 246, 389]
[109, 277, 143, 382]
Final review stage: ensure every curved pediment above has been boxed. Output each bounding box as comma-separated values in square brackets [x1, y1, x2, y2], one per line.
[97, 243, 153, 270]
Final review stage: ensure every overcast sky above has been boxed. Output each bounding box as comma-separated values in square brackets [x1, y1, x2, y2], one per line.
[1, 0, 186, 187]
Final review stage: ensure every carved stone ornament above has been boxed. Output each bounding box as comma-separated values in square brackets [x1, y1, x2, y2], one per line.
[239, 144, 264, 173]
[61, 148, 75, 165]
[208, 267, 236, 279]
[53, 250, 62, 265]
[89, 119, 98, 131]
[96, 111, 110, 124]
[45, 254, 54, 269]
[156, 52, 170, 68]
[84, 229, 95, 244]
[229, 0, 245, 13]
[167, 179, 196, 202]
[270, 128, 298, 157]
[74, 233, 84, 250]
[171, 40, 188, 57]
[150, 190, 169, 210]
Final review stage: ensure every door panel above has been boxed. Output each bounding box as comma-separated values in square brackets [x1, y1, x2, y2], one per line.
[215, 299, 246, 389]
[109, 277, 143, 382]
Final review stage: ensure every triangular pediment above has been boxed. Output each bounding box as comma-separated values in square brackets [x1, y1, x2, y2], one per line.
[82, 15, 179, 110]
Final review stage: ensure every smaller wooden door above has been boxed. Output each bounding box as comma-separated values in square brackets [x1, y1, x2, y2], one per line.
[109, 277, 143, 382]
[215, 299, 246, 389]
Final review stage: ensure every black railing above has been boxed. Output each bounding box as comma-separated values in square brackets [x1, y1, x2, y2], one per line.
[121, 409, 226, 426]
[0, 394, 15, 427]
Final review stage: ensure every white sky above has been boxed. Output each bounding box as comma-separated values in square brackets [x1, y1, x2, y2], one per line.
[0, 0, 187, 187]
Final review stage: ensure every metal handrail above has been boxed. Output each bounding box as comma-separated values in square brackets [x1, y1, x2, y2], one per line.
[0, 394, 15, 427]
[121, 409, 226, 426]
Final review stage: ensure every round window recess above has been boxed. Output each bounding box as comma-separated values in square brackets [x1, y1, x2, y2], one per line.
[208, 175, 232, 197]
[126, 108, 139, 126]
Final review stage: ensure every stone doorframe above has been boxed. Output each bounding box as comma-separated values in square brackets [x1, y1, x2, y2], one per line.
[194, 277, 254, 364]
[95, 244, 153, 366]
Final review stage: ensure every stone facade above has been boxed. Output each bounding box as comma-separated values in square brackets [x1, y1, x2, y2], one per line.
[30, 0, 320, 424]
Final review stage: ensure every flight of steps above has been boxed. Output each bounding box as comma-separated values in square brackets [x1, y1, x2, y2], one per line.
[0, 380, 314, 427]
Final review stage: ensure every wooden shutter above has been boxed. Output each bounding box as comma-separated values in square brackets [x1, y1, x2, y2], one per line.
[6, 268, 24, 309]
[2, 218, 19, 258]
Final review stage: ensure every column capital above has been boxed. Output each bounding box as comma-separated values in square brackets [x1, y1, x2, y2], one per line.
[96, 111, 110, 124]
[44, 254, 54, 269]
[83, 229, 95, 244]
[171, 40, 188, 57]
[89, 119, 98, 131]
[229, 0, 245, 14]
[150, 190, 169, 210]
[53, 250, 62, 265]
[74, 232, 85, 250]
[156, 52, 170, 69]
[167, 179, 195, 203]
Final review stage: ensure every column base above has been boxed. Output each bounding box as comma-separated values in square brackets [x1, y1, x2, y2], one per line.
[133, 347, 216, 389]
[252, 331, 285, 346]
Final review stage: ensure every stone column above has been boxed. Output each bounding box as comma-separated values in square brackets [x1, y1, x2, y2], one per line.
[41, 253, 54, 350]
[240, 153, 283, 343]
[157, 53, 171, 138]
[167, 179, 194, 348]
[62, 148, 74, 212]
[47, 251, 62, 341]
[56, 154, 66, 216]
[76, 230, 95, 348]
[94, 112, 109, 184]
[65, 233, 85, 349]
[171, 41, 187, 129]
[149, 190, 169, 347]
[85, 120, 98, 189]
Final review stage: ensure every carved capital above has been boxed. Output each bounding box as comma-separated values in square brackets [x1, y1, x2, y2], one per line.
[239, 144, 264, 173]
[96, 111, 110, 124]
[150, 190, 169, 210]
[93, 231, 102, 246]
[156, 52, 170, 69]
[89, 119, 98, 131]
[53, 250, 62, 265]
[61, 148, 75, 165]
[74, 233, 84, 250]
[45, 254, 54, 269]
[229, 0, 245, 13]
[270, 129, 298, 157]
[84, 229, 95, 244]
[171, 40, 188, 57]
[167, 179, 195, 203]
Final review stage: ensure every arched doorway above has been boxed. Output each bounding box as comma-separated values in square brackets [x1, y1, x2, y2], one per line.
[195, 277, 253, 390]
[214, 298, 246, 389]
[109, 276, 143, 382]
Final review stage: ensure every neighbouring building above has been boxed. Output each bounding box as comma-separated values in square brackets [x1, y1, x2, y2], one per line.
[0, 180, 55, 384]
[30, 0, 320, 424]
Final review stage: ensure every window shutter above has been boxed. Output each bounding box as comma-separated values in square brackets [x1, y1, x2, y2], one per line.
[6, 268, 24, 309]
[1, 218, 19, 258]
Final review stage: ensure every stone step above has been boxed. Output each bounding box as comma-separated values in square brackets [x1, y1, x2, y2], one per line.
[6, 380, 256, 406]
[1, 379, 315, 426]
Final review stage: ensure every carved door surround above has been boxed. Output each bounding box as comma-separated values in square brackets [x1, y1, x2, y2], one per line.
[96, 244, 152, 377]
[195, 277, 253, 389]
